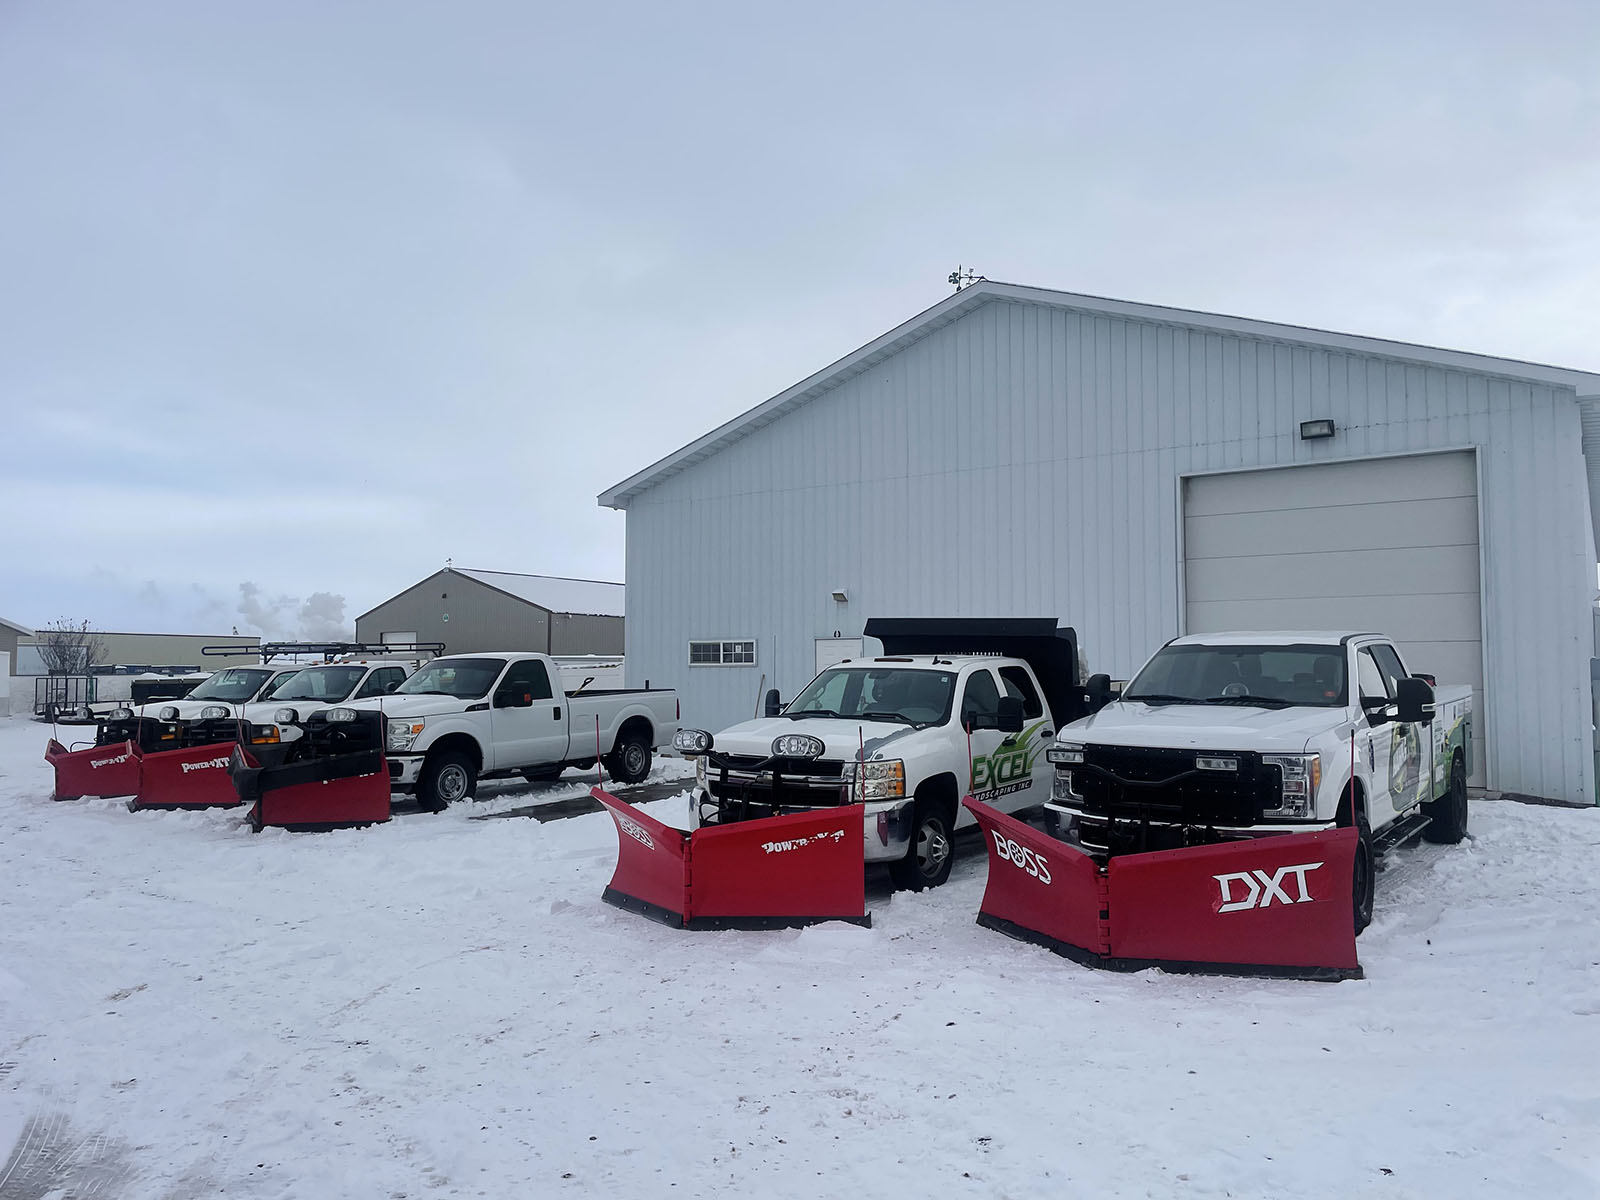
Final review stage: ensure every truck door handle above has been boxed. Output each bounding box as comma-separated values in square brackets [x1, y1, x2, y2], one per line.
[553, 706, 561, 720]
[1041, 729, 1054, 739]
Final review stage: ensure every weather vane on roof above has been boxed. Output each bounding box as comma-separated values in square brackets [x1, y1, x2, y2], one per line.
[948, 265, 984, 292]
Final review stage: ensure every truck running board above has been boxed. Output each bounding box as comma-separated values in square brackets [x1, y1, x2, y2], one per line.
[593, 787, 870, 930]
[965, 797, 1362, 982]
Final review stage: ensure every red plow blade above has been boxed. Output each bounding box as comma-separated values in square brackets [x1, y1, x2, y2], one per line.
[964, 798, 1361, 981]
[228, 746, 391, 832]
[45, 738, 140, 802]
[594, 787, 870, 929]
[129, 742, 249, 811]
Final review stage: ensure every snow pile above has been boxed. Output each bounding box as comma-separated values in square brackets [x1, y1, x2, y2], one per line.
[1, 717, 1597, 1198]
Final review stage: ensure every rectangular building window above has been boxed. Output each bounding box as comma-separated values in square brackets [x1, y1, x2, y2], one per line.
[688, 639, 756, 666]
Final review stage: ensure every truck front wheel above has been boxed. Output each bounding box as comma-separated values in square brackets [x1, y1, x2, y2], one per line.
[1422, 757, 1469, 844]
[418, 750, 477, 812]
[890, 799, 956, 891]
[1352, 809, 1375, 935]
[604, 733, 652, 785]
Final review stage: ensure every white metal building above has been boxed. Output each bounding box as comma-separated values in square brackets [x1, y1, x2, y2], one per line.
[600, 281, 1600, 804]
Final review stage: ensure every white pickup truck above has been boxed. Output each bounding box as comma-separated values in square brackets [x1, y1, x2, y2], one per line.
[676, 619, 1098, 890]
[1042, 631, 1472, 932]
[354, 652, 680, 810]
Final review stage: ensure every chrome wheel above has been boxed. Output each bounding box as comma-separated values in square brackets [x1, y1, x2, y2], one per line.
[623, 742, 648, 778]
[437, 763, 470, 803]
[917, 817, 951, 879]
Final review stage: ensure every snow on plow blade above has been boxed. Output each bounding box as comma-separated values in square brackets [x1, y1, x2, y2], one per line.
[128, 742, 250, 811]
[228, 745, 390, 832]
[45, 738, 140, 802]
[593, 787, 870, 930]
[964, 798, 1361, 981]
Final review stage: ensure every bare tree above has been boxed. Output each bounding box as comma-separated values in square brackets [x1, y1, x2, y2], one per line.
[37, 618, 108, 675]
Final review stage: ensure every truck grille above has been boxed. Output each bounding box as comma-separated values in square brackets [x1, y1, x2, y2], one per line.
[1073, 745, 1279, 827]
[704, 755, 847, 822]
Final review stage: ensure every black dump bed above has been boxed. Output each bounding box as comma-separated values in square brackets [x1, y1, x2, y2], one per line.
[862, 618, 1092, 726]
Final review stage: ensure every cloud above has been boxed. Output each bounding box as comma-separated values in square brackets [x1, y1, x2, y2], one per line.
[297, 592, 351, 641]
[237, 582, 352, 642]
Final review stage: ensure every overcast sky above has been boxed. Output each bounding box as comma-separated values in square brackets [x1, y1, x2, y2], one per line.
[1, 1, 1596, 638]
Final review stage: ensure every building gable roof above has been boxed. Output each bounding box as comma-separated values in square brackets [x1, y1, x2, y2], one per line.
[598, 279, 1600, 510]
[0, 616, 33, 636]
[453, 569, 624, 617]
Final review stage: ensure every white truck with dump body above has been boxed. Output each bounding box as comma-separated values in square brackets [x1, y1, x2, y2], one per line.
[353, 652, 680, 810]
[1042, 631, 1472, 931]
[675, 619, 1100, 891]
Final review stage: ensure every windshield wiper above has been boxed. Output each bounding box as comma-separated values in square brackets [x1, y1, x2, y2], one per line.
[1122, 693, 1199, 705]
[785, 709, 839, 719]
[1201, 695, 1298, 708]
[860, 710, 912, 724]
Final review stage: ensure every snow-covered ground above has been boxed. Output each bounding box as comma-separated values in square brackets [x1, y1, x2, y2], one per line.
[1, 716, 1597, 1199]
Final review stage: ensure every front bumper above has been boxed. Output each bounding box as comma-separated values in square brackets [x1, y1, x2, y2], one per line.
[388, 753, 424, 791]
[1043, 800, 1333, 852]
[695, 789, 914, 863]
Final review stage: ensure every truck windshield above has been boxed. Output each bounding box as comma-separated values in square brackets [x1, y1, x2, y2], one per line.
[395, 658, 504, 700]
[786, 668, 956, 725]
[187, 668, 276, 703]
[1123, 644, 1347, 708]
[268, 666, 366, 702]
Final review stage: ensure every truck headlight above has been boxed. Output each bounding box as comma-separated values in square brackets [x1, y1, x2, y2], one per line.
[275, 707, 300, 724]
[772, 733, 825, 759]
[157, 705, 180, 721]
[673, 728, 713, 754]
[108, 707, 133, 721]
[842, 758, 906, 801]
[199, 705, 229, 720]
[325, 707, 358, 724]
[387, 717, 425, 752]
[1046, 743, 1085, 766]
[1262, 753, 1321, 819]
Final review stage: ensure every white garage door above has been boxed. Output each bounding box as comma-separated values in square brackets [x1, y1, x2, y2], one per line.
[1183, 451, 1483, 782]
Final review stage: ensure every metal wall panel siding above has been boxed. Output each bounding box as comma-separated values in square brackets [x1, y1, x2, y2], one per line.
[624, 297, 1595, 804]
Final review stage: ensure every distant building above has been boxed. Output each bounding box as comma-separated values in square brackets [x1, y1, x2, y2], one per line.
[0, 617, 31, 676]
[13, 630, 260, 676]
[355, 568, 624, 657]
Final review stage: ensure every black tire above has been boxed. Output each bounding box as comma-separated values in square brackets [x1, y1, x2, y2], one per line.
[1352, 807, 1375, 935]
[418, 750, 477, 812]
[604, 733, 652, 785]
[1422, 757, 1469, 844]
[522, 765, 564, 783]
[889, 798, 957, 892]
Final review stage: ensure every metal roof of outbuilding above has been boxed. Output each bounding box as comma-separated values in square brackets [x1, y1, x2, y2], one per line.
[356, 569, 625, 621]
[598, 279, 1600, 511]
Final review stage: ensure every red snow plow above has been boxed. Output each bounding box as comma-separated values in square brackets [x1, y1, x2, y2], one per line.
[47, 704, 290, 808]
[46, 737, 142, 801]
[594, 787, 870, 929]
[227, 707, 390, 832]
[965, 797, 1361, 981]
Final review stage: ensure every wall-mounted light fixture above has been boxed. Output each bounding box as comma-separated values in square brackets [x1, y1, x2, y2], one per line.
[830, 589, 849, 603]
[1299, 418, 1336, 440]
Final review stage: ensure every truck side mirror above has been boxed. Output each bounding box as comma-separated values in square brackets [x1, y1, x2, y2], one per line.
[996, 696, 1025, 734]
[1085, 673, 1112, 712]
[1395, 676, 1434, 725]
[763, 688, 782, 718]
[495, 689, 533, 709]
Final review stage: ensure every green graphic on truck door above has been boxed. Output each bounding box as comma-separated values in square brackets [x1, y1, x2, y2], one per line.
[970, 720, 1049, 800]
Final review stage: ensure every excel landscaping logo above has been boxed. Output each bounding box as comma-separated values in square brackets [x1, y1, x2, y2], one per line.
[969, 720, 1049, 800]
